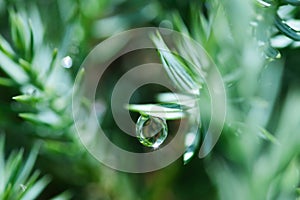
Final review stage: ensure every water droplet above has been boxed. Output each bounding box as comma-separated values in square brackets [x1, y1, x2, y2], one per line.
[20, 184, 27, 192]
[61, 56, 73, 68]
[159, 20, 173, 30]
[258, 40, 266, 47]
[250, 21, 258, 27]
[183, 149, 194, 164]
[256, 14, 263, 21]
[159, 20, 174, 35]
[185, 132, 197, 147]
[25, 87, 37, 95]
[136, 115, 168, 148]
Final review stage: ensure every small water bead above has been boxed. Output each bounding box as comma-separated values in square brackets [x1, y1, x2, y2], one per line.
[61, 56, 73, 68]
[136, 115, 168, 148]
[20, 184, 27, 192]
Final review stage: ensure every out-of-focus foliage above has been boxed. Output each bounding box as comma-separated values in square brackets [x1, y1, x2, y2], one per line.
[0, 0, 300, 199]
[0, 136, 71, 199]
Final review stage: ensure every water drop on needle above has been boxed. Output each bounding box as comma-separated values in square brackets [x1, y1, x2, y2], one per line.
[136, 115, 168, 148]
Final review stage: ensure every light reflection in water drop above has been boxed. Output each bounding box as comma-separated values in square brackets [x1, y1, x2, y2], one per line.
[61, 56, 73, 68]
[136, 115, 168, 148]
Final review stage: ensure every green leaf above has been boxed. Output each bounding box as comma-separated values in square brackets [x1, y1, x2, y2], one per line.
[157, 103, 189, 110]
[0, 52, 28, 84]
[18, 58, 44, 90]
[256, 0, 272, 7]
[0, 35, 16, 60]
[151, 33, 201, 94]
[19, 111, 60, 127]
[2, 183, 12, 200]
[0, 77, 15, 87]
[275, 14, 300, 41]
[72, 68, 85, 97]
[264, 45, 281, 60]
[0, 136, 5, 192]
[257, 127, 280, 145]
[227, 122, 280, 145]
[45, 48, 58, 77]
[5, 150, 24, 191]
[0, 137, 68, 199]
[183, 128, 201, 165]
[27, 20, 35, 62]
[126, 103, 188, 119]
[156, 92, 198, 107]
[283, 0, 300, 6]
[13, 94, 43, 104]
[19, 113, 47, 126]
[50, 191, 72, 200]
[172, 11, 189, 34]
[18, 58, 32, 75]
[14, 145, 40, 189]
[9, 9, 28, 54]
[15, 171, 40, 200]
[190, 4, 210, 42]
[21, 175, 51, 200]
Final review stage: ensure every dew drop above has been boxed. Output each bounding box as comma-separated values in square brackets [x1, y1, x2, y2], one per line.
[159, 20, 173, 30]
[61, 56, 73, 68]
[136, 115, 168, 148]
[20, 184, 27, 192]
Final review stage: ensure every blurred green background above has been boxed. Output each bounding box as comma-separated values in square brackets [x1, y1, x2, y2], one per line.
[0, 0, 300, 199]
